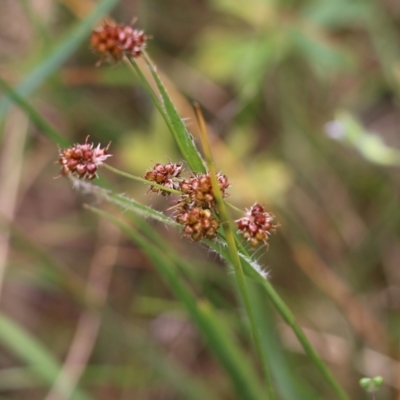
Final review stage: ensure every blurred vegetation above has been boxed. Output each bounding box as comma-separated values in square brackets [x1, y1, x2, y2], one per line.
[1, 0, 400, 399]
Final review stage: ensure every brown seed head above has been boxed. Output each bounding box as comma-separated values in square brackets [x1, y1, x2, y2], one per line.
[178, 172, 230, 208]
[58, 137, 111, 180]
[144, 162, 183, 196]
[90, 21, 148, 63]
[175, 205, 219, 241]
[236, 203, 278, 247]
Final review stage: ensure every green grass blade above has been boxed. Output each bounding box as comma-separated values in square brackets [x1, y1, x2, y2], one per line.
[138, 53, 206, 173]
[0, 0, 119, 120]
[193, 104, 274, 397]
[99, 316, 221, 400]
[215, 244, 351, 400]
[87, 205, 266, 400]
[249, 284, 321, 400]
[72, 181, 349, 399]
[0, 77, 69, 147]
[70, 179, 177, 227]
[0, 313, 91, 400]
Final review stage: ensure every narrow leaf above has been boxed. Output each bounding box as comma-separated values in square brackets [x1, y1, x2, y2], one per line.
[86, 206, 266, 400]
[0, 0, 119, 119]
[0, 77, 68, 147]
[141, 53, 206, 173]
[0, 313, 90, 400]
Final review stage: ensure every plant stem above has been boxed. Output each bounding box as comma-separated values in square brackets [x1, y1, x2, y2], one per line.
[103, 164, 182, 195]
[123, 56, 175, 137]
[193, 104, 276, 400]
[261, 279, 351, 400]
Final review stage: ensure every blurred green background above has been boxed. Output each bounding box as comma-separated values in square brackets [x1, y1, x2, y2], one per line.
[1, 0, 400, 399]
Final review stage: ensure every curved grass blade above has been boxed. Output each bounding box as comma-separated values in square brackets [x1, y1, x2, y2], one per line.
[0, 77, 69, 147]
[136, 53, 206, 173]
[75, 181, 350, 400]
[0, 0, 119, 120]
[213, 241, 351, 400]
[69, 179, 177, 227]
[99, 313, 221, 400]
[193, 104, 275, 397]
[86, 205, 266, 400]
[0, 313, 91, 400]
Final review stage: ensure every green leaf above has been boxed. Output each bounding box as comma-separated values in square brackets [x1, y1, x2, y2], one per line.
[0, 313, 91, 400]
[0, 77, 68, 147]
[0, 0, 119, 120]
[140, 53, 206, 173]
[289, 28, 352, 77]
[326, 111, 400, 166]
[87, 206, 266, 400]
[302, 0, 373, 29]
[75, 181, 350, 400]
[70, 179, 178, 227]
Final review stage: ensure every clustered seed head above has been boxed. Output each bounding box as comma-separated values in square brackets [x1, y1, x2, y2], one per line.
[58, 138, 111, 180]
[179, 173, 230, 208]
[236, 203, 278, 247]
[173, 172, 230, 241]
[176, 206, 220, 241]
[144, 162, 183, 196]
[90, 21, 148, 63]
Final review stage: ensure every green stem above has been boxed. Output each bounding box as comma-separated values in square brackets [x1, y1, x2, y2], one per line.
[103, 164, 182, 195]
[193, 105, 275, 399]
[123, 56, 177, 145]
[261, 279, 351, 400]
[225, 201, 242, 214]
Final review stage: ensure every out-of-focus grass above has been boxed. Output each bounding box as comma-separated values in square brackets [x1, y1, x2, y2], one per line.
[1, 0, 400, 399]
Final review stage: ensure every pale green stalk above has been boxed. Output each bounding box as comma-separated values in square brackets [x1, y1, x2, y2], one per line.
[193, 104, 275, 399]
[103, 164, 181, 195]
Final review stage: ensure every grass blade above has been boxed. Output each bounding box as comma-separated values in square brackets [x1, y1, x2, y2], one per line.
[194, 104, 275, 397]
[86, 205, 266, 400]
[0, 77, 68, 147]
[0, 313, 91, 400]
[73, 180, 350, 400]
[135, 53, 206, 173]
[0, 0, 119, 120]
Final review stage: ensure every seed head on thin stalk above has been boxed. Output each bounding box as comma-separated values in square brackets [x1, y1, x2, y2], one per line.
[144, 162, 183, 196]
[58, 137, 111, 180]
[236, 203, 278, 247]
[179, 172, 230, 208]
[173, 172, 229, 241]
[90, 20, 149, 64]
[175, 205, 220, 241]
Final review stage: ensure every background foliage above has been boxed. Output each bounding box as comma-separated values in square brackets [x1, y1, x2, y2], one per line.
[1, 0, 400, 399]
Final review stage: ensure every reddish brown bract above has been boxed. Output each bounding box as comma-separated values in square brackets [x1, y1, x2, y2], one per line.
[236, 203, 278, 247]
[90, 21, 148, 63]
[144, 162, 183, 196]
[176, 206, 219, 241]
[179, 172, 230, 208]
[173, 172, 229, 241]
[58, 138, 111, 180]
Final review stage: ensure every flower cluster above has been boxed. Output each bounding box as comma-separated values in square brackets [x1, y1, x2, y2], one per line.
[144, 162, 183, 196]
[180, 173, 229, 208]
[56, 19, 278, 252]
[90, 21, 148, 63]
[176, 206, 219, 241]
[236, 203, 278, 247]
[175, 173, 229, 241]
[58, 138, 111, 180]
[144, 163, 229, 241]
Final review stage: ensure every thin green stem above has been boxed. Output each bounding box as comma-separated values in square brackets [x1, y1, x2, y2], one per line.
[193, 104, 275, 399]
[261, 279, 351, 400]
[140, 51, 206, 173]
[225, 201, 243, 214]
[123, 56, 176, 142]
[103, 164, 182, 195]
